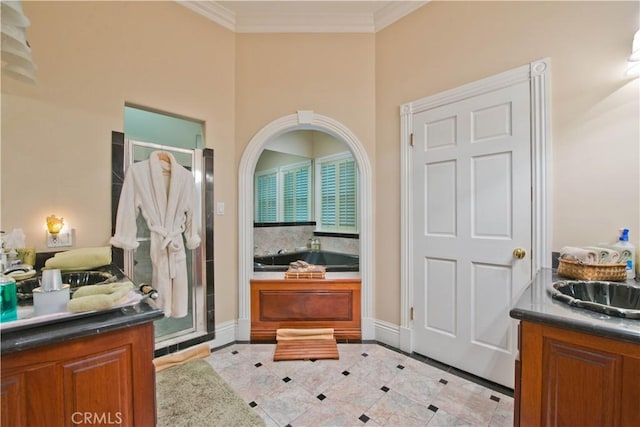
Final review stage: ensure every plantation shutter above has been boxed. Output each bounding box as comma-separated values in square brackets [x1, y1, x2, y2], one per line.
[319, 155, 357, 232]
[283, 165, 310, 222]
[255, 172, 277, 222]
[338, 160, 356, 227]
[321, 163, 337, 227]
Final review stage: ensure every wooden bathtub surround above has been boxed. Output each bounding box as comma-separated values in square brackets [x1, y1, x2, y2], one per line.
[250, 278, 361, 341]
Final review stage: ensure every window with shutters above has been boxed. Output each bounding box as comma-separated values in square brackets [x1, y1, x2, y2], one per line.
[255, 161, 311, 223]
[316, 152, 358, 233]
[255, 169, 278, 222]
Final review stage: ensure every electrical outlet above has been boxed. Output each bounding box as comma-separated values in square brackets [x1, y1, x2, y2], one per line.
[46, 230, 73, 248]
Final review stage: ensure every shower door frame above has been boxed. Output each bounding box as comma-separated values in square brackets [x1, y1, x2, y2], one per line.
[124, 138, 207, 346]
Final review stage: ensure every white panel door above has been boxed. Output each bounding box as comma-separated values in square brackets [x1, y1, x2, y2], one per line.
[412, 81, 532, 388]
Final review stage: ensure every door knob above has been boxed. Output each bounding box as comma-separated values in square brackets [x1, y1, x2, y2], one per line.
[513, 248, 526, 259]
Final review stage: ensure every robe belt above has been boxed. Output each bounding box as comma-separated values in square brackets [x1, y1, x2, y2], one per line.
[148, 225, 182, 279]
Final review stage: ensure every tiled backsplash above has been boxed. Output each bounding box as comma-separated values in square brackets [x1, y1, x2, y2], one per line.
[254, 225, 359, 256]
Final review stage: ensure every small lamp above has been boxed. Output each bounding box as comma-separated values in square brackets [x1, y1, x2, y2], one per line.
[46, 215, 64, 235]
[45, 214, 72, 247]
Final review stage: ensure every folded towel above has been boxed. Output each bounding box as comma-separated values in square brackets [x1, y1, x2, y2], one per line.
[72, 281, 133, 298]
[584, 247, 621, 264]
[44, 246, 112, 271]
[67, 285, 131, 313]
[287, 260, 326, 273]
[289, 260, 310, 269]
[559, 246, 598, 264]
[617, 249, 633, 263]
[153, 344, 211, 372]
[276, 328, 334, 341]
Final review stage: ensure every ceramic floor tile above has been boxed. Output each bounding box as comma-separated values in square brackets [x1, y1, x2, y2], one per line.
[290, 400, 368, 427]
[386, 366, 445, 407]
[432, 381, 500, 426]
[489, 397, 515, 427]
[426, 408, 475, 426]
[348, 357, 405, 389]
[208, 343, 513, 427]
[257, 383, 318, 426]
[289, 361, 350, 395]
[252, 405, 282, 427]
[323, 374, 387, 415]
[366, 389, 436, 426]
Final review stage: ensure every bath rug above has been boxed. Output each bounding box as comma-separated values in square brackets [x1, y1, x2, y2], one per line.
[274, 338, 339, 361]
[156, 359, 265, 427]
[154, 343, 211, 372]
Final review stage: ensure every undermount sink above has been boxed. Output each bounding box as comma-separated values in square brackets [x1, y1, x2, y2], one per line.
[16, 271, 115, 303]
[549, 280, 640, 319]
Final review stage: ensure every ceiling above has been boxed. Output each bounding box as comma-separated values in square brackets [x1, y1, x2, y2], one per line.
[179, 1, 428, 33]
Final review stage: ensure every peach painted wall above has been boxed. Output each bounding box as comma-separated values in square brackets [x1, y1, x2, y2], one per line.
[375, 0, 639, 324]
[2, 1, 637, 330]
[0, 1, 238, 322]
[234, 33, 376, 161]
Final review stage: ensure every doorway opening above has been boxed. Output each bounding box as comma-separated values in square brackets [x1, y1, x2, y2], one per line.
[111, 105, 213, 349]
[237, 111, 374, 340]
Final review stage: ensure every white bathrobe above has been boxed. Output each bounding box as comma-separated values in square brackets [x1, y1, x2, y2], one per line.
[110, 151, 201, 318]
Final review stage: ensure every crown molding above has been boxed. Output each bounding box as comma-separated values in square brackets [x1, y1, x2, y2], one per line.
[374, 1, 428, 32]
[178, 1, 235, 32]
[235, 11, 375, 34]
[178, 1, 428, 34]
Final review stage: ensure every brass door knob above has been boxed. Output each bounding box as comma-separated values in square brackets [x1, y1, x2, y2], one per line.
[513, 248, 526, 259]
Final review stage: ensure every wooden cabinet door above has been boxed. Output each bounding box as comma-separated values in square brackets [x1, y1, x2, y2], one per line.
[1, 363, 63, 426]
[61, 347, 133, 426]
[518, 321, 640, 427]
[541, 339, 622, 427]
[1, 323, 156, 427]
[1, 373, 25, 426]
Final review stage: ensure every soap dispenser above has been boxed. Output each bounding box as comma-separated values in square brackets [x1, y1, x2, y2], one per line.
[612, 228, 636, 280]
[0, 273, 17, 322]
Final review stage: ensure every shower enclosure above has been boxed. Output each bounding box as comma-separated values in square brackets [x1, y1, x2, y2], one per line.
[124, 139, 207, 345]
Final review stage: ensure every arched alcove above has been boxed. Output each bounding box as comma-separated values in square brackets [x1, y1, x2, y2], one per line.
[237, 111, 374, 340]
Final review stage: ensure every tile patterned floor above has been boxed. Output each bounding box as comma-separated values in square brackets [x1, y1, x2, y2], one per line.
[205, 343, 514, 427]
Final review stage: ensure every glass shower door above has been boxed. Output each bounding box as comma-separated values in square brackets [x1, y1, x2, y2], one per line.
[125, 139, 205, 344]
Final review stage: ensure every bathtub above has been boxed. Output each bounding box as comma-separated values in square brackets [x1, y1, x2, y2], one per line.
[254, 249, 359, 272]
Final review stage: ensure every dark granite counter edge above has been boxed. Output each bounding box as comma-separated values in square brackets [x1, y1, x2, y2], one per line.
[510, 306, 639, 345]
[509, 268, 640, 345]
[1, 301, 164, 355]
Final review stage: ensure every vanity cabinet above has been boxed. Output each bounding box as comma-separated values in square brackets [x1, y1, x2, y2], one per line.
[516, 321, 640, 427]
[251, 278, 361, 341]
[1, 322, 156, 427]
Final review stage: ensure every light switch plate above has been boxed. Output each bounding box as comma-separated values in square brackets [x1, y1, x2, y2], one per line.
[216, 202, 225, 215]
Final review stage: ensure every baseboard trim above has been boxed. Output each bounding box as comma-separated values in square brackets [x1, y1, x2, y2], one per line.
[373, 319, 401, 348]
[202, 318, 403, 351]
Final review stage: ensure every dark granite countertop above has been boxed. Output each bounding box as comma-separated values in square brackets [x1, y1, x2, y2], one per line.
[0, 266, 163, 355]
[510, 268, 640, 344]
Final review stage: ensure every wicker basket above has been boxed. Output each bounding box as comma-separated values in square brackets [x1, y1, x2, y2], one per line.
[284, 271, 326, 280]
[557, 259, 627, 281]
